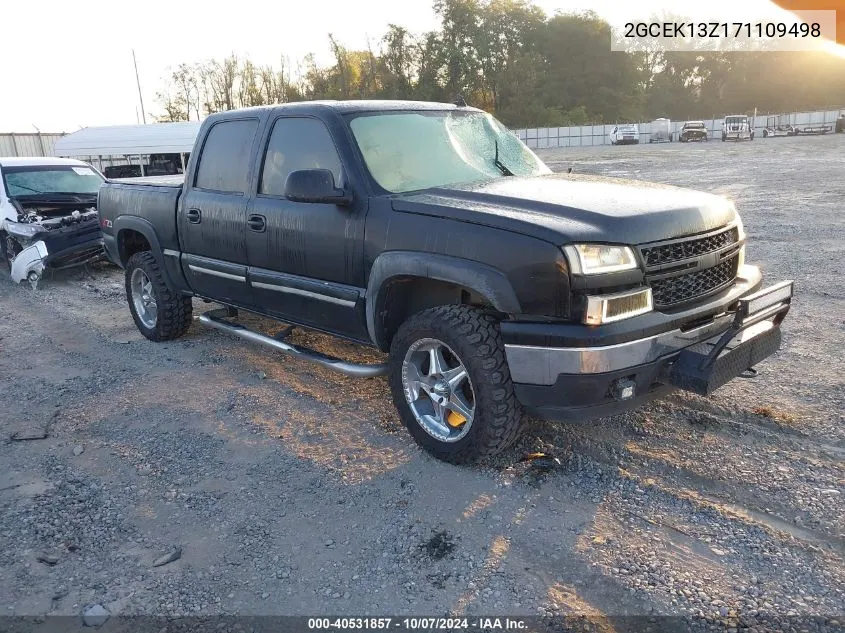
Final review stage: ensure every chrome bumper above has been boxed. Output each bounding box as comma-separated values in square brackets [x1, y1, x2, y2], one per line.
[505, 265, 765, 386]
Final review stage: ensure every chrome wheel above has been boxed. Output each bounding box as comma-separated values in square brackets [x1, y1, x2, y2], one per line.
[401, 337, 476, 443]
[130, 267, 158, 329]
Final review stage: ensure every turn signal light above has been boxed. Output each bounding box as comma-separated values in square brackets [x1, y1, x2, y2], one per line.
[584, 288, 653, 325]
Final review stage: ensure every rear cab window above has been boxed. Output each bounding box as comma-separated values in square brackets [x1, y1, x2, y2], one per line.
[194, 119, 260, 194]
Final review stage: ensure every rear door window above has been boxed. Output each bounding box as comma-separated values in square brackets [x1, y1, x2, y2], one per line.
[194, 119, 259, 193]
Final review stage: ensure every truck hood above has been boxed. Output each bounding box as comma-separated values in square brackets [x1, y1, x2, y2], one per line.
[391, 173, 738, 245]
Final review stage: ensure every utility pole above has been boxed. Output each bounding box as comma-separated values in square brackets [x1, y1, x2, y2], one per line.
[133, 49, 147, 124]
[32, 124, 46, 156]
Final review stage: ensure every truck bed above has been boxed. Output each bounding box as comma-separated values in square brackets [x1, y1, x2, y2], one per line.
[97, 178, 184, 252]
[107, 174, 185, 187]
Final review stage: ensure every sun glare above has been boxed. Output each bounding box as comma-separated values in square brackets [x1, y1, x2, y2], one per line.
[823, 40, 845, 59]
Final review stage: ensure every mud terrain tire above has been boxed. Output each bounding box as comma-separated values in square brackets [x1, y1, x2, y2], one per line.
[388, 305, 523, 464]
[125, 251, 192, 342]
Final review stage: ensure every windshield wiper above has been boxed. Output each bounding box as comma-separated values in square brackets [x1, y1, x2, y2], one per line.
[10, 184, 46, 194]
[493, 140, 514, 177]
[16, 191, 96, 199]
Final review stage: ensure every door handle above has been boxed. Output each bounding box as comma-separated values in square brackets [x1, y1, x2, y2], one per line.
[186, 208, 201, 224]
[247, 214, 266, 232]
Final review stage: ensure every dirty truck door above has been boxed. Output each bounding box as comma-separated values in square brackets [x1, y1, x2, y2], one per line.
[178, 118, 261, 306]
[246, 116, 368, 340]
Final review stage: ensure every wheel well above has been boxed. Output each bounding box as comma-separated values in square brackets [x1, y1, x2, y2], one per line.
[376, 276, 500, 351]
[117, 229, 152, 266]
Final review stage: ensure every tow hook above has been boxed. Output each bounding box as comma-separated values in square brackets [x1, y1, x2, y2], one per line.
[610, 378, 636, 401]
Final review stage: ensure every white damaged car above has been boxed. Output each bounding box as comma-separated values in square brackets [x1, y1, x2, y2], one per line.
[1, 157, 106, 287]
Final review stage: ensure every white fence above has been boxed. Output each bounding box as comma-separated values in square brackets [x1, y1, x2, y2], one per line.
[3, 106, 843, 158]
[0, 133, 67, 157]
[514, 108, 845, 148]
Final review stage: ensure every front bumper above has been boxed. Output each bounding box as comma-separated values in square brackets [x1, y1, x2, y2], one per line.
[8, 222, 104, 285]
[501, 266, 793, 419]
[38, 219, 105, 269]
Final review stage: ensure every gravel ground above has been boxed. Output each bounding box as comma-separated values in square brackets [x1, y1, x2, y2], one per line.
[0, 134, 843, 631]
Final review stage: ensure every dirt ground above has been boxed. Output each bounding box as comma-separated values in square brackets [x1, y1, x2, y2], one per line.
[1, 134, 843, 631]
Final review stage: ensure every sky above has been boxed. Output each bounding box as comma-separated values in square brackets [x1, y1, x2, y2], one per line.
[1, 0, 841, 132]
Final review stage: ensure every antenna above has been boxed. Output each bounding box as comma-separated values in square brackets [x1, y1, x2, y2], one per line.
[132, 49, 147, 124]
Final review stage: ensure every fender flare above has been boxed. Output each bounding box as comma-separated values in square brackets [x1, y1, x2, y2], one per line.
[112, 215, 176, 289]
[365, 251, 521, 349]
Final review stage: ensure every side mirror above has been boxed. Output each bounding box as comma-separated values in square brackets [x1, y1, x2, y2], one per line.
[284, 169, 352, 205]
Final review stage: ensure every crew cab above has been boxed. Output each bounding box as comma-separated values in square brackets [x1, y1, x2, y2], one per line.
[1, 157, 106, 287]
[97, 100, 793, 464]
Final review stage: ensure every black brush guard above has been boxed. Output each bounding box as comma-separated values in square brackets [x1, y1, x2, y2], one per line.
[664, 280, 794, 396]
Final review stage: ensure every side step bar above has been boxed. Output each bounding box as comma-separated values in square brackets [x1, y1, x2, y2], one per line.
[197, 310, 388, 378]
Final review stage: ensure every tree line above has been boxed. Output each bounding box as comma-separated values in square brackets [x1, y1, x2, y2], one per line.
[155, 0, 845, 128]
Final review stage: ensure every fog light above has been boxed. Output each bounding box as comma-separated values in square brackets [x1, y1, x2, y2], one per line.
[611, 378, 636, 401]
[584, 287, 653, 325]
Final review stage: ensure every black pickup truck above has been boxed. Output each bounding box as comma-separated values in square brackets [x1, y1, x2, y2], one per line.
[97, 100, 793, 463]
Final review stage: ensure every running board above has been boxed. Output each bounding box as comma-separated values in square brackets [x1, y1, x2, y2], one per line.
[197, 311, 388, 378]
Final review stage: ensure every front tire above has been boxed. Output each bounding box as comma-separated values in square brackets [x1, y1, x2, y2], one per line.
[388, 305, 523, 464]
[125, 251, 192, 342]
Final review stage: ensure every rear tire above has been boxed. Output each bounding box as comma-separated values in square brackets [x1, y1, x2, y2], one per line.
[125, 251, 192, 342]
[388, 305, 523, 464]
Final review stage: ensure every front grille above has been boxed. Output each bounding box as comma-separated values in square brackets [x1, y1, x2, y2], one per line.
[650, 255, 739, 308]
[640, 226, 739, 267]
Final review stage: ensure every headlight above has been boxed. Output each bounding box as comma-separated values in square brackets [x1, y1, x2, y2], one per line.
[4, 221, 47, 240]
[734, 214, 746, 240]
[563, 244, 639, 275]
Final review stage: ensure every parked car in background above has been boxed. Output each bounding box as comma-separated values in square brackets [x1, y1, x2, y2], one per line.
[679, 121, 709, 142]
[722, 115, 754, 141]
[609, 124, 640, 145]
[1, 157, 106, 287]
[649, 118, 672, 143]
[97, 100, 793, 464]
